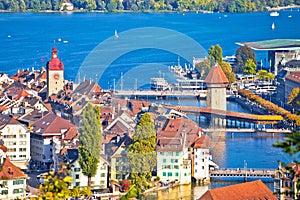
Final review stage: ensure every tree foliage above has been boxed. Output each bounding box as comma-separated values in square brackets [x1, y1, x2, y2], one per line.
[208, 44, 222, 65]
[220, 61, 236, 84]
[243, 59, 256, 75]
[288, 87, 300, 105]
[79, 103, 102, 187]
[2, 0, 299, 12]
[126, 112, 156, 197]
[257, 70, 275, 81]
[235, 45, 256, 73]
[38, 168, 92, 199]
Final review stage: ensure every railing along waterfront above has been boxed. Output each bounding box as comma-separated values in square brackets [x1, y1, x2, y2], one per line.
[210, 168, 275, 178]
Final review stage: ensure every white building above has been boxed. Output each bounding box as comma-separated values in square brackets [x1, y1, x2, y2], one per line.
[192, 134, 218, 183]
[0, 114, 30, 170]
[63, 149, 109, 189]
[0, 145, 27, 200]
[30, 113, 75, 168]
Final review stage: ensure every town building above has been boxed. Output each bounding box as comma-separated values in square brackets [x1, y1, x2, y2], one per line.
[276, 70, 300, 105]
[236, 39, 300, 75]
[274, 163, 300, 200]
[47, 47, 64, 97]
[0, 114, 30, 170]
[62, 149, 109, 190]
[199, 180, 277, 200]
[30, 113, 76, 169]
[156, 117, 210, 185]
[0, 144, 27, 200]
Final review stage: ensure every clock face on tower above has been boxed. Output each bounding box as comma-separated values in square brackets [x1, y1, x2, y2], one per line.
[53, 73, 60, 80]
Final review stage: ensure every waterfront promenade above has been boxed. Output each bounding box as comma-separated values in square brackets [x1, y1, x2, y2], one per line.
[210, 168, 275, 179]
[114, 90, 232, 98]
[203, 128, 291, 134]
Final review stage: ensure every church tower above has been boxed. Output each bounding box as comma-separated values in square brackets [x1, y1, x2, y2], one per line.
[47, 47, 64, 97]
[204, 63, 229, 111]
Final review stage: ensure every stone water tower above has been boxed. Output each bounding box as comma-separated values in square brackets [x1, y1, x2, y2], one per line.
[204, 63, 229, 127]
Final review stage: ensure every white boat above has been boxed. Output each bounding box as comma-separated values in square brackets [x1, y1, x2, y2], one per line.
[150, 77, 169, 91]
[288, 15, 292, 18]
[114, 29, 119, 38]
[271, 22, 275, 30]
[270, 11, 279, 17]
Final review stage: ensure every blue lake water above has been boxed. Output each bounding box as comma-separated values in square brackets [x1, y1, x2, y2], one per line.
[0, 11, 298, 198]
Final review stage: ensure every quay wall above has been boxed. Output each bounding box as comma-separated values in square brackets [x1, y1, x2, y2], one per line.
[231, 96, 269, 115]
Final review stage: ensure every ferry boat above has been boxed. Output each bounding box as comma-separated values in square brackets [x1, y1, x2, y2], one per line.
[150, 77, 169, 91]
[270, 11, 279, 17]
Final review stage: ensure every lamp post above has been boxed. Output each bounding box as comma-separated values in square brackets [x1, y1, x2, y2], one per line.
[244, 160, 247, 182]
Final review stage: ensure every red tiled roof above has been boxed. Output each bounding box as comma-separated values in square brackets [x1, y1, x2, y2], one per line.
[64, 127, 78, 140]
[47, 47, 64, 70]
[194, 134, 211, 148]
[286, 71, 300, 83]
[0, 114, 21, 126]
[0, 156, 27, 179]
[32, 113, 75, 135]
[198, 180, 277, 200]
[204, 63, 229, 84]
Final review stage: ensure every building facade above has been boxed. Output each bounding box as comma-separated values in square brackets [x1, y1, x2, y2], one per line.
[0, 114, 30, 170]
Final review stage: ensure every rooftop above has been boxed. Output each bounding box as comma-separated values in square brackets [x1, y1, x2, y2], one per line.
[236, 39, 300, 51]
[198, 180, 277, 200]
[204, 64, 229, 85]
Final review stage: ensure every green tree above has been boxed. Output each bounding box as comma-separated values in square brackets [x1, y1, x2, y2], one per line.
[257, 70, 275, 81]
[288, 87, 300, 105]
[221, 61, 236, 84]
[243, 59, 256, 75]
[127, 113, 156, 197]
[208, 44, 223, 65]
[195, 58, 211, 80]
[79, 103, 102, 187]
[235, 45, 256, 73]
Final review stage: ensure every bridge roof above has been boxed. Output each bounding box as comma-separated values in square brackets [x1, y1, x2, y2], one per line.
[236, 39, 300, 51]
[204, 64, 229, 84]
[167, 106, 283, 123]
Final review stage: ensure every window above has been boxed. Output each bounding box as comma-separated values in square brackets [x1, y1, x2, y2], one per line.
[174, 165, 179, 169]
[74, 168, 80, 172]
[168, 172, 172, 177]
[176, 152, 179, 156]
[195, 169, 197, 173]
[76, 174, 80, 179]
[100, 180, 105, 185]
[160, 152, 164, 156]
[163, 159, 166, 163]
[13, 179, 24, 185]
[101, 173, 106, 177]
[163, 172, 166, 177]
[202, 159, 205, 162]
[76, 182, 80, 186]
[202, 166, 205, 169]
[1, 190, 8, 195]
[184, 173, 187, 176]
[19, 148, 26, 152]
[13, 189, 19, 194]
[175, 172, 179, 177]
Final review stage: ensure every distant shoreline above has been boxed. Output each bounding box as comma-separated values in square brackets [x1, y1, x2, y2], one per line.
[266, 5, 300, 11]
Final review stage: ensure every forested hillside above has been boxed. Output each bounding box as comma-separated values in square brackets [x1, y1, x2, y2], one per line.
[1, 0, 300, 12]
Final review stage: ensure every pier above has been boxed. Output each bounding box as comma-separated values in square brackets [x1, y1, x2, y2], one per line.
[114, 90, 232, 99]
[203, 128, 291, 134]
[210, 168, 275, 179]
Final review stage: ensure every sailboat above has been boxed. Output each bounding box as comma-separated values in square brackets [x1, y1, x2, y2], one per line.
[271, 22, 275, 30]
[114, 29, 119, 38]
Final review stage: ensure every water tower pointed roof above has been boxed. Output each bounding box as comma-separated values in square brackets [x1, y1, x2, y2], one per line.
[204, 63, 229, 84]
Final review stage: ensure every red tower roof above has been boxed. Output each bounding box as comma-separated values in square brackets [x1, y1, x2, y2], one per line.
[47, 47, 64, 70]
[204, 63, 229, 84]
